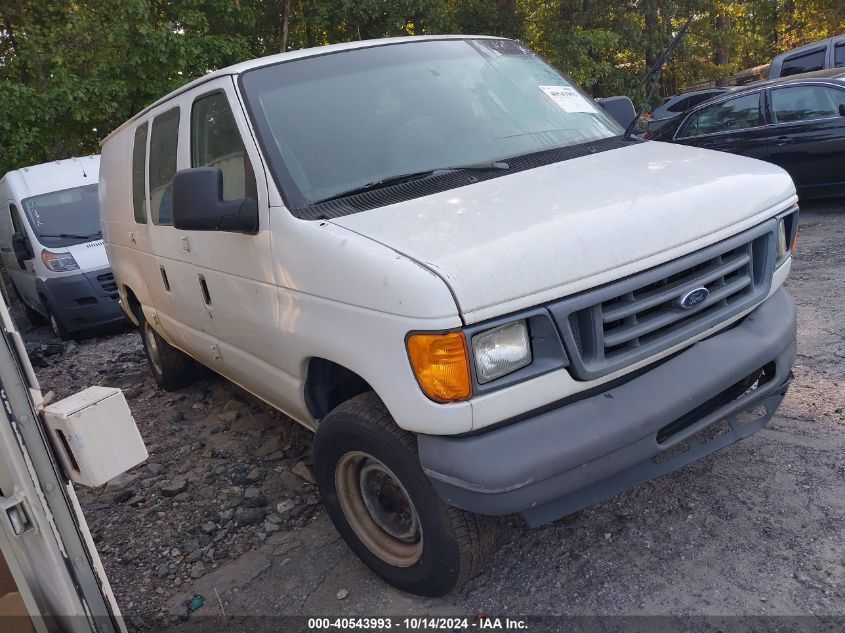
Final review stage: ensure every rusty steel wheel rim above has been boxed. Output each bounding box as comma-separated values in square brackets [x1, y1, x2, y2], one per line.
[143, 323, 163, 376]
[335, 451, 423, 567]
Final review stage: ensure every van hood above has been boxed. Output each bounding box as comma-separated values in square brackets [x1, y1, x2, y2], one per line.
[65, 240, 109, 272]
[331, 141, 796, 324]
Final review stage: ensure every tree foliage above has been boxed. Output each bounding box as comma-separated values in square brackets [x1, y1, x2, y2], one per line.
[0, 0, 843, 174]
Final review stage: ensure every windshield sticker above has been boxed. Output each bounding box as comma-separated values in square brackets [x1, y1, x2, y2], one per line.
[538, 85, 595, 113]
[30, 207, 44, 227]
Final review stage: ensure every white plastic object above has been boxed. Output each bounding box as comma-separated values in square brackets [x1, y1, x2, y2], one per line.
[41, 386, 148, 488]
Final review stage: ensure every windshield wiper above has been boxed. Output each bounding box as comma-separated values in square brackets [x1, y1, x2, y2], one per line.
[314, 161, 510, 204]
[39, 232, 102, 240]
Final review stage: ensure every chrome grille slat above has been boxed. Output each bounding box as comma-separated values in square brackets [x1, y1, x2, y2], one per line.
[601, 252, 751, 323]
[548, 220, 778, 381]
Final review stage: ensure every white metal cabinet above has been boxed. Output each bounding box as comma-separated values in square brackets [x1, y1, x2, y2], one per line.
[0, 298, 128, 632]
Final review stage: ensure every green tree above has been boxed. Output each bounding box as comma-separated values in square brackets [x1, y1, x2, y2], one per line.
[1, 0, 845, 175]
[0, 0, 256, 174]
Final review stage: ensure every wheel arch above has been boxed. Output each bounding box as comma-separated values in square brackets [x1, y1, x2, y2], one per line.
[120, 284, 143, 326]
[304, 357, 374, 421]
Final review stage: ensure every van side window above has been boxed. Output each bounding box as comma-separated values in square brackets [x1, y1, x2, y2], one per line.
[836, 43, 845, 68]
[9, 204, 24, 234]
[679, 93, 761, 138]
[149, 108, 180, 225]
[191, 92, 256, 201]
[9, 205, 26, 268]
[770, 85, 845, 124]
[131, 122, 148, 224]
[780, 48, 826, 77]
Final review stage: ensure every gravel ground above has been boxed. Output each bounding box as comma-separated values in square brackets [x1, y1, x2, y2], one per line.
[16, 199, 845, 631]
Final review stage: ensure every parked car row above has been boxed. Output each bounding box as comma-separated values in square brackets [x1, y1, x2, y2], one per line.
[650, 68, 845, 199]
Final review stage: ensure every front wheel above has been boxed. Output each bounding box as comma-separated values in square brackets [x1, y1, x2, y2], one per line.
[47, 308, 71, 340]
[314, 392, 495, 596]
[139, 314, 196, 391]
[23, 302, 45, 327]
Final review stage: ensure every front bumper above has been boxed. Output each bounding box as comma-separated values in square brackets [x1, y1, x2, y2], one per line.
[418, 288, 797, 527]
[38, 267, 125, 333]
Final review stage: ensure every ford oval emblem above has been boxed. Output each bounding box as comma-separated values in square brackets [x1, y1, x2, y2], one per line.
[679, 287, 709, 310]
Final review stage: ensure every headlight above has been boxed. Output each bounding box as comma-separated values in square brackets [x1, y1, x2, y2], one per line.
[41, 250, 79, 272]
[471, 320, 532, 384]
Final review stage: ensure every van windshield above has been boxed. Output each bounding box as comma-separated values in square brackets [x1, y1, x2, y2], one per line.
[240, 38, 621, 212]
[21, 183, 101, 247]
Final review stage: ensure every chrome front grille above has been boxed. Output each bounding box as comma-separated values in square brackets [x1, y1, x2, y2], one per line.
[549, 220, 777, 381]
[600, 244, 753, 353]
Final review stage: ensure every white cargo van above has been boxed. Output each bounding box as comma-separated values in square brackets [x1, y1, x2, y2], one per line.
[100, 36, 799, 596]
[0, 156, 124, 338]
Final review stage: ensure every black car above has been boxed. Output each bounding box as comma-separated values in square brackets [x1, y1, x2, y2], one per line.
[643, 87, 731, 136]
[650, 69, 845, 199]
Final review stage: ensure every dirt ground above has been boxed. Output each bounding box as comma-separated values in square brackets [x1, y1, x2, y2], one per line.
[17, 200, 845, 630]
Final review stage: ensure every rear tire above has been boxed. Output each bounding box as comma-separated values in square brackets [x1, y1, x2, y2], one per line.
[314, 392, 495, 596]
[139, 314, 196, 391]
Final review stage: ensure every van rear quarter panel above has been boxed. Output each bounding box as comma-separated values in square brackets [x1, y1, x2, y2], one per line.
[100, 127, 155, 321]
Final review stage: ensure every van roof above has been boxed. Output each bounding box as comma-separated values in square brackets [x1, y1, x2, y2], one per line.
[2, 155, 100, 199]
[101, 34, 505, 145]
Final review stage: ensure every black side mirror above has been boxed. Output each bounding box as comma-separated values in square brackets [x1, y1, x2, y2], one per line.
[172, 167, 258, 233]
[596, 96, 638, 129]
[840, 103, 845, 117]
[12, 232, 32, 262]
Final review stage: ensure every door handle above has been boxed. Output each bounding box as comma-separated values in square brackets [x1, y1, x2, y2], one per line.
[160, 266, 170, 292]
[198, 275, 211, 306]
[0, 488, 34, 536]
[772, 135, 790, 146]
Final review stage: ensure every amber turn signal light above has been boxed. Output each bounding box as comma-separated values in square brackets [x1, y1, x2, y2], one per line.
[406, 332, 472, 403]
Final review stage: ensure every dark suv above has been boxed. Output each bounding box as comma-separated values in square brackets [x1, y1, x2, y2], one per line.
[769, 35, 845, 79]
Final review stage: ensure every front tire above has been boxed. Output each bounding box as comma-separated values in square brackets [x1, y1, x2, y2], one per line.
[23, 302, 45, 326]
[139, 314, 196, 391]
[47, 308, 72, 340]
[314, 392, 495, 596]
[11, 285, 44, 326]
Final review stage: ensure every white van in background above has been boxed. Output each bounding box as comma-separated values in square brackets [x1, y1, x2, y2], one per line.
[0, 156, 124, 338]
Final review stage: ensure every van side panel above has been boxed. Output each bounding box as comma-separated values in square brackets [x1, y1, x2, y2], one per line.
[0, 174, 41, 311]
[0, 178, 18, 267]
